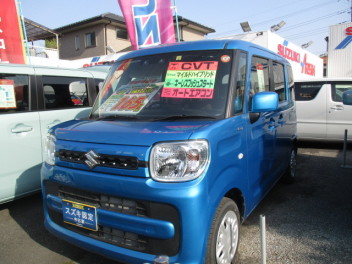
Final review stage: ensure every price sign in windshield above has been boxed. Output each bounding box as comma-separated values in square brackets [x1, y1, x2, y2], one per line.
[162, 61, 218, 99]
[0, 79, 16, 109]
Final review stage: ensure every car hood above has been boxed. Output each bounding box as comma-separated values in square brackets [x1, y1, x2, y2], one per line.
[53, 119, 214, 146]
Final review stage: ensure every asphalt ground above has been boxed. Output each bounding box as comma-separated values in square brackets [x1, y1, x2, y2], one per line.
[1, 142, 352, 264]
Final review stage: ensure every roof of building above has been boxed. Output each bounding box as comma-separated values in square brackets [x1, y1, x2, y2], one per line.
[54, 12, 215, 34]
[24, 17, 59, 41]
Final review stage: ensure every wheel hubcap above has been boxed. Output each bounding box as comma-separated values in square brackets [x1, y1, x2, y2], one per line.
[216, 210, 239, 264]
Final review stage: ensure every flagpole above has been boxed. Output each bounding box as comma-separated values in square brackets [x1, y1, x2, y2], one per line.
[17, 0, 31, 64]
[173, 0, 181, 42]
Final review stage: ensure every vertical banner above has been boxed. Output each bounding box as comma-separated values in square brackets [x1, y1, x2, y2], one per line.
[118, 0, 175, 50]
[0, 0, 27, 64]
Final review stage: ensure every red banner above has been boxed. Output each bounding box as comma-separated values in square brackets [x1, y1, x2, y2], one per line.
[0, 0, 27, 64]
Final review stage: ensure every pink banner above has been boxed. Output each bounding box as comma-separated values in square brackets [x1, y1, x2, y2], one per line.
[118, 0, 175, 50]
[0, 0, 26, 64]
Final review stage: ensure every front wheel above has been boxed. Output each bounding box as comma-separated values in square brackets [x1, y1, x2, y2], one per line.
[206, 198, 240, 264]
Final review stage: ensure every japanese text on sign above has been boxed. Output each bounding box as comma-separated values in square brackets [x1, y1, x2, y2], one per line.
[162, 61, 218, 99]
[98, 79, 162, 114]
[62, 200, 97, 231]
[0, 17, 5, 50]
[0, 79, 16, 108]
[0, 17, 8, 63]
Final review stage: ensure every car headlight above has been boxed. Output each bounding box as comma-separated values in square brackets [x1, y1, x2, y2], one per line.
[44, 134, 56, 165]
[150, 140, 209, 182]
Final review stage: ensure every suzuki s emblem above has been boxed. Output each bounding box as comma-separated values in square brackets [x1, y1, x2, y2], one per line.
[85, 150, 100, 169]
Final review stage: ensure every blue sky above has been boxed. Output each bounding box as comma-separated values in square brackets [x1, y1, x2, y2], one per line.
[19, 0, 351, 56]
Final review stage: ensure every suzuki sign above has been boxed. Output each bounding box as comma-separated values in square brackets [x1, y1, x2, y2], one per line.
[220, 30, 323, 79]
[328, 22, 352, 77]
[335, 27, 352, 49]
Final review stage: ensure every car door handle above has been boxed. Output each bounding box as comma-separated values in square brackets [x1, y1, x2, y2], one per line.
[11, 124, 33, 133]
[330, 105, 344, 111]
[268, 118, 276, 131]
[47, 119, 61, 128]
[278, 114, 285, 126]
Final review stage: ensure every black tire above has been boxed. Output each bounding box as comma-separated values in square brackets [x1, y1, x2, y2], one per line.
[282, 148, 297, 183]
[206, 197, 240, 264]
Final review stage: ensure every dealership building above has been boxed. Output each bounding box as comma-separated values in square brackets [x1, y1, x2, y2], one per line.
[327, 22, 352, 78]
[217, 30, 324, 80]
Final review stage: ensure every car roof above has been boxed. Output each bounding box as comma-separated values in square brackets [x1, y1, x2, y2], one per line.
[118, 39, 287, 63]
[0, 63, 107, 79]
[296, 77, 352, 82]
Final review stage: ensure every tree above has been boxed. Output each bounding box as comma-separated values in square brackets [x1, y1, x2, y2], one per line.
[45, 37, 57, 49]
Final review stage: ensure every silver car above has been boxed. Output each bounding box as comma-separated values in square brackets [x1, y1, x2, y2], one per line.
[295, 78, 352, 141]
[0, 64, 107, 204]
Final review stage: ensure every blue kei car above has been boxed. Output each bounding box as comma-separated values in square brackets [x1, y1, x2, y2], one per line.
[42, 39, 297, 264]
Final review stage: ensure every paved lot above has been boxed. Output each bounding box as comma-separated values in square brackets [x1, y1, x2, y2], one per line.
[1, 142, 352, 264]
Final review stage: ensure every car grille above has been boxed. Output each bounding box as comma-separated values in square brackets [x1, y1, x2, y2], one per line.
[59, 184, 148, 216]
[45, 181, 180, 256]
[56, 149, 142, 170]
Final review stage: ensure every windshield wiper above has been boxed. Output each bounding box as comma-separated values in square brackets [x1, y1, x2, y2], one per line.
[152, 114, 217, 121]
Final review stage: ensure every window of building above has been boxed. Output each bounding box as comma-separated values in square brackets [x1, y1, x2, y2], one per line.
[75, 35, 80, 50]
[85, 32, 96, 48]
[0, 74, 30, 113]
[42, 76, 89, 109]
[272, 61, 286, 102]
[116, 28, 128, 39]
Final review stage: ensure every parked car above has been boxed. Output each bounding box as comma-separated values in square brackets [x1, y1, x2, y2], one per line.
[41, 39, 296, 264]
[0, 63, 107, 204]
[295, 78, 352, 141]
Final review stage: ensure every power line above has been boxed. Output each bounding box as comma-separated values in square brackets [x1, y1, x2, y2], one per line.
[284, 27, 328, 39]
[211, 0, 340, 37]
[279, 9, 349, 33]
[250, 0, 336, 28]
[212, 0, 308, 29]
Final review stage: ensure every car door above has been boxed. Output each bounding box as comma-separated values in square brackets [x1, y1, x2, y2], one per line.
[326, 81, 352, 140]
[0, 67, 42, 203]
[295, 81, 327, 140]
[246, 55, 277, 206]
[34, 67, 94, 160]
[272, 62, 296, 175]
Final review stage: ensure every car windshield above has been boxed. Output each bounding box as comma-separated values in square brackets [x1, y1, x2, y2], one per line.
[90, 50, 233, 121]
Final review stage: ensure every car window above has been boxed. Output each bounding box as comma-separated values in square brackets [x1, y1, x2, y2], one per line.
[91, 50, 233, 120]
[95, 78, 104, 94]
[294, 82, 324, 101]
[249, 56, 270, 111]
[273, 61, 286, 103]
[233, 52, 247, 115]
[287, 65, 294, 102]
[250, 56, 270, 95]
[0, 74, 30, 113]
[42, 76, 89, 109]
[331, 82, 352, 102]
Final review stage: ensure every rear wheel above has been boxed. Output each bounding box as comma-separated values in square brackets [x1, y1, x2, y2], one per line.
[206, 198, 240, 264]
[282, 149, 297, 183]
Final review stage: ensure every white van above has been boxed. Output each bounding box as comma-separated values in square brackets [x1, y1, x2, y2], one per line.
[295, 78, 352, 141]
[0, 64, 107, 203]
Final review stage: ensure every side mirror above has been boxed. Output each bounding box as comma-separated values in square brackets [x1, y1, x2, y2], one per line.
[342, 90, 352, 105]
[252, 91, 279, 112]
